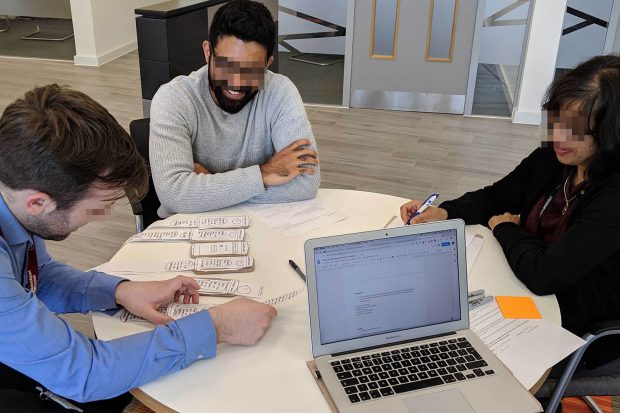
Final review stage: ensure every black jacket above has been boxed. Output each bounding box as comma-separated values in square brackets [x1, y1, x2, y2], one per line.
[440, 147, 620, 366]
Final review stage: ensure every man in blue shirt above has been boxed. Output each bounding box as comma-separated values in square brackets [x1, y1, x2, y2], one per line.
[0, 84, 277, 412]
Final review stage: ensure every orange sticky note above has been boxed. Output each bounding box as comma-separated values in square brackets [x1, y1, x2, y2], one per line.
[495, 296, 542, 319]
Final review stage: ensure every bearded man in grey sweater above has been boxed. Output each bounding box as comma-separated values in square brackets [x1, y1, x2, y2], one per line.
[150, 0, 320, 218]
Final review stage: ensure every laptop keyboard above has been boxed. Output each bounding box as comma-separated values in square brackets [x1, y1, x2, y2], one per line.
[330, 337, 495, 404]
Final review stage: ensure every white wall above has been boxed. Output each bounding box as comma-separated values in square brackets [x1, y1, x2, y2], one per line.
[478, 0, 530, 66]
[70, 0, 159, 66]
[278, 0, 347, 55]
[513, 0, 567, 125]
[556, 0, 613, 69]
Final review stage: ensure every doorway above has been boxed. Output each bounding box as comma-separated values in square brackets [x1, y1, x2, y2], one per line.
[347, 0, 478, 114]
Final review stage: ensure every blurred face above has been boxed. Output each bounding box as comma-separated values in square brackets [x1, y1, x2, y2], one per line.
[203, 36, 273, 114]
[21, 186, 122, 241]
[543, 108, 597, 167]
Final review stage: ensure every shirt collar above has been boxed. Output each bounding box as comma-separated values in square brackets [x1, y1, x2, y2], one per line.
[0, 194, 31, 245]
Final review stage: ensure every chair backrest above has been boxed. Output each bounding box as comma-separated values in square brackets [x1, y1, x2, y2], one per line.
[129, 118, 161, 229]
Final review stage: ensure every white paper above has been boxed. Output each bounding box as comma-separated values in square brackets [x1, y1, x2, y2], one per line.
[96, 256, 254, 275]
[196, 277, 262, 298]
[195, 256, 253, 272]
[120, 302, 213, 323]
[126, 229, 193, 243]
[243, 199, 347, 237]
[119, 288, 303, 324]
[125, 228, 246, 243]
[165, 256, 254, 273]
[164, 260, 199, 272]
[198, 216, 249, 229]
[190, 229, 245, 242]
[191, 242, 248, 257]
[262, 288, 305, 306]
[470, 299, 585, 389]
[153, 215, 250, 229]
[466, 233, 484, 273]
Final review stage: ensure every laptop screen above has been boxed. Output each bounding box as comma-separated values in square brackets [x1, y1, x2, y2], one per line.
[314, 228, 461, 345]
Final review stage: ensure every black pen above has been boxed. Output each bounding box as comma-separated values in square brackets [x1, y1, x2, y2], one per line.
[288, 260, 306, 283]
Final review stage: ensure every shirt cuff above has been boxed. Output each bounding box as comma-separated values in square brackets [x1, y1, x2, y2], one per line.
[174, 310, 217, 364]
[85, 272, 127, 310]
[492, 221, 520, 240]
[438, 202, 458, 220]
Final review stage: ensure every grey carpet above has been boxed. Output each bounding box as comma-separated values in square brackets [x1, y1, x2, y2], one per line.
[0, 17, 75, 61]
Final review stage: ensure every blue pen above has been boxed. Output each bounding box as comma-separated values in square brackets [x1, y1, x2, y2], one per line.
[407, 193, 440, 225]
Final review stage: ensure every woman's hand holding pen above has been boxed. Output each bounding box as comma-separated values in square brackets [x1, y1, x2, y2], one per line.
[400, 200, 448, 225]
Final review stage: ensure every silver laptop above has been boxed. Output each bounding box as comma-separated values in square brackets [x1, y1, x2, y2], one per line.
[304, 219, 542, 413]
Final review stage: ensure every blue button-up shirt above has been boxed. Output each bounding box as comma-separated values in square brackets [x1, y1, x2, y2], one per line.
[0, 195, 216, 402]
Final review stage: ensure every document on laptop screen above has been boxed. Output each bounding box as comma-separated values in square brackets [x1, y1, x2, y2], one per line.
[314, 230, 461, 345]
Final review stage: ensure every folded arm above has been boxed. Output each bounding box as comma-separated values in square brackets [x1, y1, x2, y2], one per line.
[492, 183, 620, 295]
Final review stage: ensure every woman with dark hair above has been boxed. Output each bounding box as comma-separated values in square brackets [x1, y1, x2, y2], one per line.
[400, 54, 620, 369]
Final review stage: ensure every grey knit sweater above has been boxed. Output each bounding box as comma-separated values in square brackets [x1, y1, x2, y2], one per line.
[149, 65, 320, 217]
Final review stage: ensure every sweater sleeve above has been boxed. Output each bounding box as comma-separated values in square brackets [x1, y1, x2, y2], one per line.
[247, 75, 320, 204]
[149, 84, 266, 215]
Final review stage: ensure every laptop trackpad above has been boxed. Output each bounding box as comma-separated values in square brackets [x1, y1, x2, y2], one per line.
[402, 388, 476, 413]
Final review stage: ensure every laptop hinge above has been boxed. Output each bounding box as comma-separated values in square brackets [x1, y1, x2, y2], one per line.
[331, 331, 457, 358]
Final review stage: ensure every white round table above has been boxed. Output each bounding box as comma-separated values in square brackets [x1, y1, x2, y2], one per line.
[92, 189, 560, 412]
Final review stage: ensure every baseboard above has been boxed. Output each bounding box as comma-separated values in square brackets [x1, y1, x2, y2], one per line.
[73, 40, 137, 67]
[512, 110, 541, 125]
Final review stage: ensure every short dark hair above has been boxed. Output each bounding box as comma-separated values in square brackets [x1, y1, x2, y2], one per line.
[0, 84, 148, 210]
[543, 54, 620, 181]
[208, 0, 276, 59]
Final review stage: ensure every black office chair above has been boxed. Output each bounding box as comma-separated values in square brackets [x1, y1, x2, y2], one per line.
[537, 320, 620, 412]
[129, 118, 161, 233]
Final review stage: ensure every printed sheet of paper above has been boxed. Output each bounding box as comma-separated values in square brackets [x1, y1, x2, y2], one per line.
[155, 216, 250, 229]
[243, 199, 347, 237]
[197, 216, 249, 229]
[120, 303, 213, 323]
[262, 288, 305, 306]
[95, 256, 254, 275]
[190, 229, 245, 242]
[469, 299, 585, 389]
[196, 277, 263, 298]
[120, 288, 304, 324]
[165, 256, 254, 273]
[190, 242, 249, 257]
[126, 229, 193, 243]
[125, 228, 245, 243]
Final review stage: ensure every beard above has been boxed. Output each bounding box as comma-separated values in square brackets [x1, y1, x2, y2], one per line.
[22, 209, 73, 241]
[207, 67, 259, 114]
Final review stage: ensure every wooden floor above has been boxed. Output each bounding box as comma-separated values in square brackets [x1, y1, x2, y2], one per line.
[0, 51, 543, 411]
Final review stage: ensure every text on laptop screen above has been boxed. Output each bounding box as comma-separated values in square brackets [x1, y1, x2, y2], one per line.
[314, 229, 461, 345]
